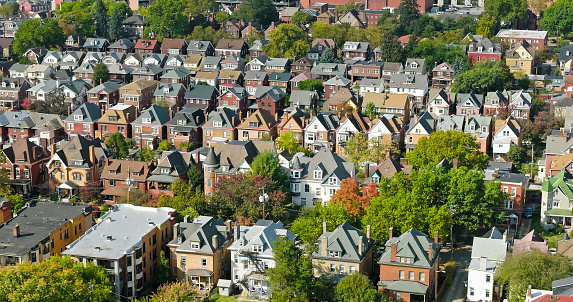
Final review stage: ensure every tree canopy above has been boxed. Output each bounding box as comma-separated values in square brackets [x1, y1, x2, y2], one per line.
[291, 10, 313, 25]
[330, 178, 378, 218]
[232, 0, 278, 28]
[335, 273, 391, 302]
[145, 0, 188, 40]
[540, 0, 573, 36]
[451, 61, 514, 94]
[290, 203, 355, 244]
[92, 63, 110, 86]
[13, 19, 65, 57]
[484, 0, 528, 24]
[398, 0, 420, 30]
[248, 150, 289, 189]
[105, 132, 131, 159]
[263, 23, 310, 59]
[297, 79, 324, 96]
[93, 0, 108, 38]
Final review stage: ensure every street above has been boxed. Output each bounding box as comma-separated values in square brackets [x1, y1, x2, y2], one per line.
[440, 247, 472, 302]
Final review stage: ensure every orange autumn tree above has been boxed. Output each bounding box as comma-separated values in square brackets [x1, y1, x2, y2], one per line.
[330, 179, 378, 218]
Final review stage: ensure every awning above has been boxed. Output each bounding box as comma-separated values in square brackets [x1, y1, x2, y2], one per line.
[58, 180, 79, 190]
[546, 209, 573, 216]
[186, 269, 213, 277]
[100, 186, 127, 197]
[379, 280, 428, 295]
[146, 174, 177, 183]
[10, 179, 31, 185]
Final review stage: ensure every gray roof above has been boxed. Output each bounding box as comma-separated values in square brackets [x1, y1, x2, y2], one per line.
[161, 66, 190, 79]
[109, 39, 135, 50]
[343, 41, 370, 53]
[311, 222, 374, 262]
[254, 85, 285, 101]
[74, 62, 96, 74]
[457, 92, 484, 108]
[170, 216, 230, 254]
[131, 64, 163, 76]
[378, 228, 441, 269]
[268, 71, 291, 82]
[132, 104, 170, 125]
[289, 90, 317, 107]
[150, 150, 195, 179]
[0, 200, 92, 257]
[165, 108, 205, 128]
[64, 102, 101, 123]
[292, 148, 355, 182]
[388, 74, 428, 90]
[228, 220, 296, 258]
[188, 40, 213, 52]
[60, 79, 91, 94]
[244, 70, 268, 81]
[83, 38, 109, 49]
[556, 98, 573, 108]
[10, 63, 30, 73]
[311, 63, 347, 77]
[545, 135, 573, 155]
[154, 82, 185, 98]
[560, 45, 573, 63]
[553, 277, 573, 294]
[49, 135, 109, 168]
[63, 204, 175, 260]
[404, 58, 426, 73]
[122, 14, 145, 26]
[471, 227, 507, 261]
[437, 115, 465, 131]
[185, 85, 217, 100]
[407, 112, 436, 135]
[204, 107, 240, 129]
[87, 80, 123, 94]
[202, 56, 221, 71]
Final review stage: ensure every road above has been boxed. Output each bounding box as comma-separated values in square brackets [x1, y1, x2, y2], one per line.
[440, 247, 472, 302]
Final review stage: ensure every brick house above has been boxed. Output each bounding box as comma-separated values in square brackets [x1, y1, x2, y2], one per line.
[254, 86, 286, 117]
[244, 70, 269, 96]
[0, 77, 30, 110]
[187, 40, 214, 56]
[290, 71, 319, 91]
[100, 159, 151, 204]
[131, 104, 170, 148]
[87, 81, 122, 111]
[457, 93, 485, 116]
[432, 62, 454, 88]
[349, 61, 383, 82]
[160, 66, 192, 88]
[249, 40, 268, 58]
[267, 72, 291, 94]
[277, 107, 308, 148]
[219, 85, 249, 114]
[324, 76, 352, 99]
[237, 109, 279, 141]
[83, 38, 109, 52]
[0, 138, 49, 195]
[304, 111, 340, 152]
[218, 70, 244, 93]
[160, 38, 187, 55]
[468, 38, 503, 65]
[134, 39, 161, 54]
[215, 39, 249, 58]
[342, 41, 370, 60]
[308, 38, 336, 61]
[131, 64, 164, 81]
[184, 85, 218, 112]
[147, 150, 197, 199]
[64, 102, 101, 140]
[496, 29, 548, 50]
[202, 107, 241, 146]
[154, 82, 185, 112]
[24, 46, 48, 63]
[165, 108, 205, 148]
[109, 39, 135, 54]
[291, 57, 314, 74]
[96, 104, 137, 140]
[119, 80, 158, 111]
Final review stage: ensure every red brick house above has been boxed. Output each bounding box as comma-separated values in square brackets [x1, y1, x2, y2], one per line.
[218, 70, 244, 93]
[154, 82, 186, 112]
[237, 108, 279, 141]
[100, 159, 152, 204]
[0, 138, 49, 195]
[160, 38, 187, 55]
[244, 70, 269, 96]
[87, 81, 123, 111]
[131, 104, 170, 148]
[20, 0, 50, 15]
[290, 71, 319, 91]
[291, 57, 314, 75]
[324, 75, 352, 99]
[342, 41, 370, 60]
[468, 38, 503, 65]
[184, 85, 219, 112]
[215, 39, 249, 58]
[350, 61, 383, 81]
[0, 77, 31, 110]
[219, 85, 249, 114]
[165, 108, 205, 148]
[96, 104, 137, 140]
[64, 102, 101, 140]
[119, 80, 159, 111]
[224, 20, 245, 38]
[134, 39, 161, 54]
[255, 86, 287, 116]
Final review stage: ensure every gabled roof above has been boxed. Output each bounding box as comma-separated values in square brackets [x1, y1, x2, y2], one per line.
[83, 38, 109, 49]
[324, 75, 351, 86]
[429, 88, 450, 105]
[161, 66, 190, 79]
[101, 159, 151, 182]
[205, 140, 276, 171]
[363, 92, 408, 109]
[457, 92, 484, 108]
[165, 108, 205, 128]
[87, 80, 123, 94]
[388, 74, 428, 90]
[338, 111, 371, 133]
[160, 38, 187, 50]
[122, 14, 145, 26]
[3, 138, 48, 164]
[170, 216, 231, 254]
[132, 104, 170, 125]
[135, 39, 159, 50]
[471, 226, 508, 261]
[131, 64, 163, 76]
[292, 148, 355, 182]
[151, 150, 195, 178]
[379, 228, 441, 269]
[238, 108, 278, 130]
[228, 220, 296, 257]
[204, 107, 240, 128]
[254, 86, 285, 101]
[154, 82, 185, 98]
[244, 70, 269, 80]
[289, 90, 318, 107]
[312, 222, 374, 262]
[49, 135, 109, 168]
[432, 62, 453, 72]
[215, 39, 247, 51]
[407, 112, 437, 135]
[109, 39, 135, 50]
[64, 102, 101, 123]
[306, 111, 340, 131]
[184, 84, 217, 100]
[188, 40, 213, 52]
[437, 115, 465, 131]
[364, 156, 411, 182]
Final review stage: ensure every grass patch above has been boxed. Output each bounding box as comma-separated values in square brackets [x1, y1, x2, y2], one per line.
[443, 261, 457, 286]
[210, 293, 238, 302]
[531, 207, 565, 248]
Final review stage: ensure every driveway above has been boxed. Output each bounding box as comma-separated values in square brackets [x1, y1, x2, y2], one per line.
[440, 246, 472, 302]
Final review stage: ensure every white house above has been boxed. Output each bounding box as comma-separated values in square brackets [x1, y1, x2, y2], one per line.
[228, 220, 296, 298]
[541, 170, 573, 227]
[359, 78, 384, 97]
[492, 117, 521, 160]
[303, 111, 339, 153]
[467, 227, 508, 302]
[427, 88, 452, 116]
[388, 74, 428, 104]
[289, 149, 356, 207]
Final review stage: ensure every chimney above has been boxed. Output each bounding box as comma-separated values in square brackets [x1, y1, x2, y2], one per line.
[358, 236, 364, 256]
[50, 143, 56, 156]
[89, 145, 96, 166]
[434, 231, 439, 243]
[183, 215, 191, 223]
[479, 256, 487, 270]
[225, 220, 232, 236]
[181, 147, 188, 152]
[399, 158, 408, 166]
[173, 223, 180, 236]
[204, 112, 208, 122]
[234, 222, 240, 241]
[526, 285, 532, 302]
[232, 116, 236, 125]
[389, 227, 393, 239]
[452, 159, 459, 169]
[323, 220, 327, 234]
[366, 225, 371, 239]
[320, 234, 328, 256]
[196, 116, 200, 124]
[67, 106, 71, 116]
[126, 113, 130, 121]
[428, 243, 433, 261]
[390, 242, 397, 262]
[503, 230, 508, 242]
[212, 234, 219, 249]
[13, 224, 19, 237]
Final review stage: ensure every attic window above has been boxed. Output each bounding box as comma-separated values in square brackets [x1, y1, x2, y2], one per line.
[191, 242, 200, 249]
[213, 121, 222, 127]
[398, 257, 412, 264]
[328, 251, 341, 258]
[108, 116, 117, 122]
[160, 168, 170, 174]
[177, 119, 185, 125]
[164, 88, 170, 93]
[73, 160, 83, 166]
[411, 62, 418, 68]
[10, 83, 14, 88]
[74, 115, 83, 121]
[470, 125, 475, 131]
[313, 167, 322, 179]
[143, 118, 152, 124]
[291, 170, 300, 178]
[252, 245, 263, 253]
[1, 82, 5, 88]
[328, 177, 337, 185]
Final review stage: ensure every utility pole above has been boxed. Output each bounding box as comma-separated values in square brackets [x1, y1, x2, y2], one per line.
[125, 167, 134, 204]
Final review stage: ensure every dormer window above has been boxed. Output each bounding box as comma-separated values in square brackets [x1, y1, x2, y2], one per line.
[10, 83, 14, 88]
[398, 257, 413, 264]
[164, 88, 170, 93]
[249, 122, 259, 127]
[1, 82, 5, 87]
[74, 115, 83, 121]
[470, 124, 475, 131]
[328, 177, 337, 185]
[73, 160, 83, 166]
[213, 121, 222, 127]
[488, 47, 494, 52]
[177, 119, 185, 125]
[411, 62, 418, 68]
[252, 245, 263, 253]
[160, 167, 170, 174]
[143, 118, 152, 123]
[478, 47, 483, 52]
[291, 170, 300, 178]
[328, 251, 341, 257]
[314, 167, 322, 179]
[372, 175, 380, 184]
[109, 116, 117, 122]
[191, 242, 200, 249]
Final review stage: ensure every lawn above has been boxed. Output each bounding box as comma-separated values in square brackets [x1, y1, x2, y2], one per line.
[210, 294, 238, 302]
[531, 208, 564, 249]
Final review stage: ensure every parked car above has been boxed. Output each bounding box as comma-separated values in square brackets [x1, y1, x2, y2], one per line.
[524, 207, 533, 218]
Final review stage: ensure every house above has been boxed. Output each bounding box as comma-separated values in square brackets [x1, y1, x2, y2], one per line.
[83, 38, 109, 52]
[41, 51, 62, 67]
[277, 107, 308, 147]
[289, 90, 318, 111]
[0, 111, 64, 146]
[290, 71, 319, 91]
[483, 90, 511, 117]
[147, 150, 197, 199]
[62, 34, 85, 51]
[513, 229, 548, 255]
[264, 21, 279, 38]
[202, 107, 241, 147]
[381, 62, 404, 81]
[24, 46, 48, 63]
[63, 204, 175, 300]
[248, 40, 267, 58]
[509, 90, 533, 119]
[437, 114, 465, 132]
[0, 77, 31, 110]
[342, 41, 370, 60]
[486, 165, 529, 225]
[0, 200, 92, 266]
[96, 104, 137, 140]
[184, 85, 218, 112]
[59, 51, 85, 70]
[324, 76, 351, 99]
[218, 70, 243, 93]
[131, 104, 170, 148]
[308, 38, 337, 60]
[165, 108, 205, 148]
[464, 115, 493, 154]
[9, 63, 29, 79]
[20, 0, 50, 14]
[246, 55, 268, 71]
[131, 64, 164, 81]
[122, 15, 146, 40]
[87, 81, 122, 111]
[395, 58, 422, 76]
[304, 111, 340, 152]
[201, 56, 221, 72]
[506, 40, 536, 75]
[265, 58, 290, 73]
[26, 79, 61, 103]
[46, 135, 109, 197]
[109, 39, 136, 54]
[338, 9, 365, 29]
[427, 88, 452, 116]
[0, 138, 49, 195]
[215, 39, 249, 58]
[83, 52, 104, 64]
[311, 222, 373, 281]
[64, 102, 101, 140]
[25, 64, 55, 84]
[107, 63, 133, 83]
[281, 7, 300, 22]
[405, 112, 437, 153]
[141, 53, 166, 66]
[74, 62, 96, 83]
[183, 55, 204, 75]
[366, 114, 404, 151]
[134, 39, 161, 54]
[432, 62, 454, 88]
[169, 216, 233, 293]
[100, 159, 151, 204]
[161, 66, 191, 88]
[164, 54, 185, 69]
[220, 55, 245, 71]
[228, 220, 296, 298]
[388, 74, 429, 106]
[119, 80, 158, 111]
[456, 93, 484, 116]
[492, 116, 521, 160]
[224, 20, 244, 38]
[160, 38, 187, 55]
[291, 57, 314, 74]
[468, 38, 503, 65]
[541, 170, 573, 228]
[219, 85, 249, 114]
[378, 228, 441, 302]
[187, 40, 214, 56]
[244, 71, 269, 96]
[311, 63, 347, 80]
[323, 88, 359, 114]
[194, 71, 219, 87]
[202, 140, 276, 196]
[335, 111, 371, 155]
[466, 227, 508, 302]
[350, 61, 383, 82]
[154, 83, 185, 111]
[255, 86, 287, 116]
[362, 92, 409, 119]
[241, 22, 263, 37]
[364, 156, 412, 184]
[237, 109, 279, 141]
[496, 29, 548, 50]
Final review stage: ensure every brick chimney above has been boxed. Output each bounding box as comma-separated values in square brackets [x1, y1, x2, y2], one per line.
[399, 158, 408, 166]
[434, 231, 439, 243]
[452, 159, 458, 169]
[13, 223, 20, 237]
[428, 243, 433, 261]
[389, 227, 393, 239]
[89, 145, 96, 166]
[320, 234, 328, 256]
[390, 242, 397, 262]
[358, 236, 363, 256]
[50, 143, 56, 156]
[323, 220, 327, 234]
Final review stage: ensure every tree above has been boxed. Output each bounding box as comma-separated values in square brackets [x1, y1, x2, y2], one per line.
[34, 89, 69, 115]
[540, 0, 573, 36]
[363, 102, 376, 119]
[335, 273, 390, 302]
[263, 23, 310, 59]
[405, 130, 489, 169]
[56, 4, 96, 38]
[507, 146, 527, 165]
[398, 0, 420, 30]
[336, 1, 363, 14]
[116, 188, 148, 205]
[139, 146, 159, 162]
[142, 281, 198, 302]
[184, 0, 218, 21]
[484, 0, 528, 24]
[13, 19, 66, 57]
[344, 133, 392, 172]
[290, 203, 354, 244]
[215, 11, 230, 24]
[456, 17, 478, 35]
[92, 63, 110, 86]
[187, 167, 203, 188]
[476, 13, 499, 38]
[93, 0, 108, 38]
[109, 7, 124, 41]
[267, 237, 316, 302]
[79, 181, 102, 203]
[145, 0, 188, 40]
[156, 179, 206, 215]
[151, 250, 171, 289]
[522, 111, 564, 145]
[248, 150, 289, 188]
[318, 47, 337, 63]
[452, 61, 514, 94]
[495, 251, 573, 302]
[376, 32, 402, 63]
[276, 131, 301, 153]
[157, 140, 173, 151]
[528, 0, 547, 16]
[0, 3, 18, 19]
[106, 133, 131, 159]
[297, 79, 324, 96]
[0, 256, 114, 302]
[232, 0, 278, 28]
[330, 178, 374, 218]
[453, 56, 466, 76]
[291, 10, 313, 25]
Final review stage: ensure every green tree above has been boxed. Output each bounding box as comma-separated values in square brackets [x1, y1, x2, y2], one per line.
[187, 167, 203, 188]
[93, 0, 108, 38]
[540, 0, 573, 36]
[297, 79, 324, 96]
[151, 250, 171, 289]
[409, 15, 442, 38]
[364, 102, 376, 119]
[263, 23, 310, 59]
[336, 1, 363, 14]
[215, 11, 230, 24]
[276, 131, 301, 153]
[157, 178, 205, 216]
[453, 56, 466, 76]
[485, 0, 528, 24]
[157, 140, 173, 151]
[452, 61, 514, 94]
[376, 32, 402, 63]
[108, 6, 124, 41]
[139, 147, 159, 162]
[507, 146, 527, 165]
[398, 0, 420, 30]
[318, 47, 337, 63]
[105, 132, 131, 159]
[184, 0, 218, 21]
[92, 63, 110, 86]
[456, 16, 478, 35]
[56, 6, 96, 38]
[0, 256, 114, 302]
[405, 130, 489, 169]
[267, 237, 315, 302]
[344, 133, 392, 173]
[13, 19, 66, 57]
[232, 0, 278, 28]
[145, 0, 188, 40]
[476, 13, 499, 38]
[0, 2, 18, 18]
[139, 281, 198, 302]
[495, 251, 573, 302]
[290, 203, 354, 244]
[248, 150, 289, 188]
[291, 10, 313, 25]
[335, 273, 390, 302]
[186, 25, 231, 45]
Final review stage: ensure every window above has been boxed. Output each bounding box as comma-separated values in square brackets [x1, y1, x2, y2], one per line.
[330, 264, 336, 272]
[329, 251, 340, 257]
[243, 260, 249, 269]
[86, 172, 91, 181]
[252, 245, 263, 253]
[314, 168, 322, 179]
[135, 126, 141, 133]
[191, 242, 200, 249]
[243, 131, 249, 138]
[291, 183, 300, 192]
[73, 173, 82, 181]
[181, 256, 186, 267]
[470, 287, 474, 296]
[202, 258, 207, 267]
[486, 289, 490, 298]
[316, 187, 321, 196]
[349, 266, 355, 274]
[399, 270, 405, 279]
[24, 169, 29, 178]
[511, 188, 516, 197]
[328, 177, 337, 185]
[234, 254, 239, 263]
[339, 265, 345, 274]
[409, 271, 414, 280]
[486, 274, 491, 283]
[419, 272, 425, 282]
[291, 170, 300, 178]
[67, 123, 73, 130]
[83, 124, 90, 131]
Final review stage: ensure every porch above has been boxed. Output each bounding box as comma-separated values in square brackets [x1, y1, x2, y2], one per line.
[545, 208, 573, 229]
[185, 269, 214, 293]
[247, 273, 270, 299]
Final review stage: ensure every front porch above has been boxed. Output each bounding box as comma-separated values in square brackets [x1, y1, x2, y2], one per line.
[378, 280, 429, 302]
[544, 208, 573, 229]
[56, 180, 79, 201]
[185, 269, 214, 293]
[247, 273, 270, 299]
